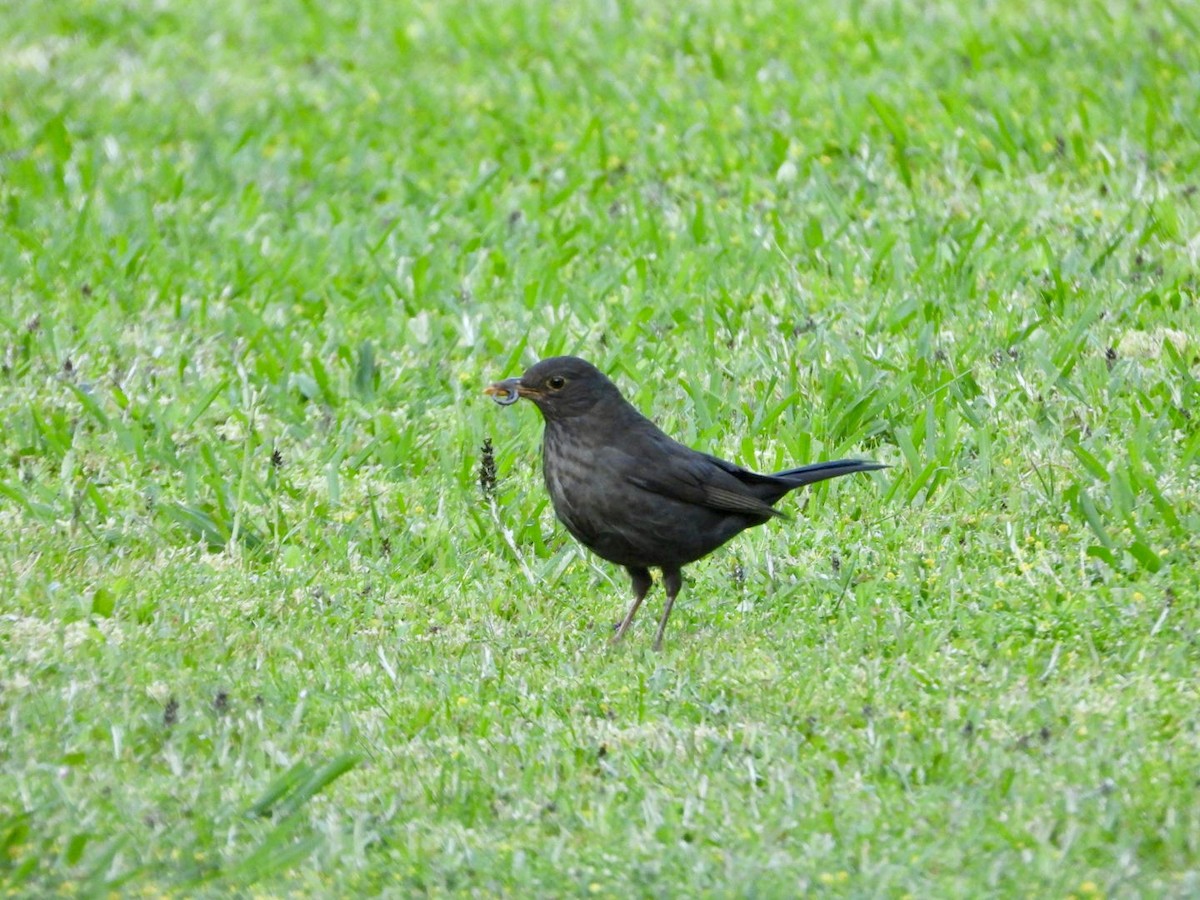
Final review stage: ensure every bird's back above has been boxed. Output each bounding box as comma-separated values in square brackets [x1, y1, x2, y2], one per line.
[540, 401, 787, 568]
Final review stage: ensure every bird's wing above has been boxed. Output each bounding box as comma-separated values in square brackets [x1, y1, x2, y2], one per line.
[695, 483, 784, 517]
[619, 441, 784, 519]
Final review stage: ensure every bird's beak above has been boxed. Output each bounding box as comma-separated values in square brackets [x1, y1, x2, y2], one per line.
[484, 377, 536, 406]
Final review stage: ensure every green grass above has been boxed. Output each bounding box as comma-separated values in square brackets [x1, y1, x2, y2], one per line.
[2, 0, 1199, 894]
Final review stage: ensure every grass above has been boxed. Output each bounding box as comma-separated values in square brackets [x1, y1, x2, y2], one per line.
[2, 0, 1199, 894]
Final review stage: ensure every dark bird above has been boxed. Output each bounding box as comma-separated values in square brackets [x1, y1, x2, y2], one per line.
[485, 356, 886, 650]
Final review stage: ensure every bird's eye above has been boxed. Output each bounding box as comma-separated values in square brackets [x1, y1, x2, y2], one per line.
[547, 375, 566, 390]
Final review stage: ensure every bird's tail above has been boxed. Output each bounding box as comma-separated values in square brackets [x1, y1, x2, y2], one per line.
[771, 459, 888, 487]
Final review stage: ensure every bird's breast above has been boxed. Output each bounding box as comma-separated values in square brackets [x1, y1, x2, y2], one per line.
[542, 425, 589, 502]
[542, 422, 619, 543]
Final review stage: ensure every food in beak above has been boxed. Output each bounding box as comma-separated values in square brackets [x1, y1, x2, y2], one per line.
[485, 381, 522, 406]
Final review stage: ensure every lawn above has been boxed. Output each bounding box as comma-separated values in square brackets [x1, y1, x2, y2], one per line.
[2, 0, 1199, 895]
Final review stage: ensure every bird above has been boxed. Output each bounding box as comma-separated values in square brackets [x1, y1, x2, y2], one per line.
[484, 356, 886, 650]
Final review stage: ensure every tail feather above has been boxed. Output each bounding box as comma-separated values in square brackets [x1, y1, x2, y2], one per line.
[716, 454, 888, 507]
[771, 458, 888, 487]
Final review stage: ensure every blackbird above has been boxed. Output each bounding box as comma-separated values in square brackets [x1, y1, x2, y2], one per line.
[485, 356, 886, 650]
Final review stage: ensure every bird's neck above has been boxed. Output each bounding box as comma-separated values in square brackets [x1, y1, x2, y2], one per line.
[543, 394, 662, 444]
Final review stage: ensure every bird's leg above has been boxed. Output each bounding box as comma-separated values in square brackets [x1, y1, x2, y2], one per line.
[612, 567, 653, 644]
[653, 567, 683, 651]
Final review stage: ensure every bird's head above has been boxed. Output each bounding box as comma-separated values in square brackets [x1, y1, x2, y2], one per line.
[485, 356, 621, 421]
